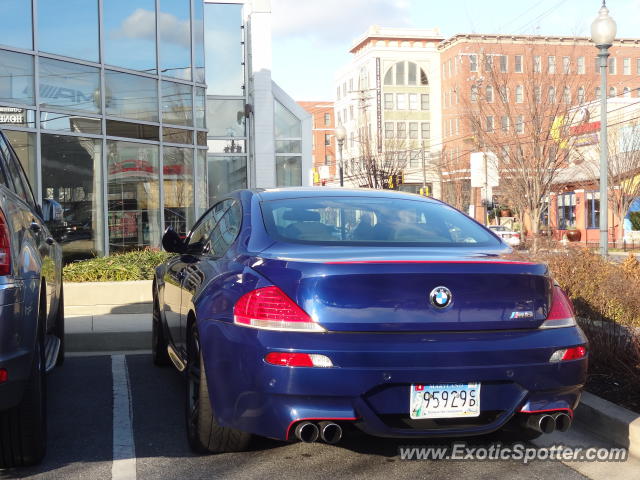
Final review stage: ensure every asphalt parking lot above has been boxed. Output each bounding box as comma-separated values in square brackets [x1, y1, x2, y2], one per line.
[3, 353, 638, 480]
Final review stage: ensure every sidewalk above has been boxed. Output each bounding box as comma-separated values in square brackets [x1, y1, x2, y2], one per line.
[66, 313, 151, 352]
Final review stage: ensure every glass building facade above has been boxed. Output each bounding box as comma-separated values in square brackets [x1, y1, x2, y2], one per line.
[0, 0, 208, 261]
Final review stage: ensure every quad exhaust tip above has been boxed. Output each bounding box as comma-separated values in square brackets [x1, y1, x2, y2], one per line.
[294, 421, 320, 443]
[319, 421, 343, 444]
[294, 421, 343, 444]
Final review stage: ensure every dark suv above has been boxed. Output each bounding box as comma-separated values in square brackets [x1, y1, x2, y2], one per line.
[0, 130, 64, 467]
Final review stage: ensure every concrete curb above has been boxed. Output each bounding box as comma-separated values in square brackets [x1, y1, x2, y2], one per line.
[65, 280, 153, 316]
[575, 391, 640, 459]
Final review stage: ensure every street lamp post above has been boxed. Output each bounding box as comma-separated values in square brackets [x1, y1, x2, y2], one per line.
[591, 1, 616, 256]
[335, 125, 347, 187]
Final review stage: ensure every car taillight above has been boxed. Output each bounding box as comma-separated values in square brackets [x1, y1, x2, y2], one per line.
[513, 233, 521, 238]
[549, 346, 587, 362]
[234, 286, 325, 332]
[0, 368, 7, 383]
[264, 352, 333, 367]
[540, 284, 576, 329]
[0, 209, 10, 276]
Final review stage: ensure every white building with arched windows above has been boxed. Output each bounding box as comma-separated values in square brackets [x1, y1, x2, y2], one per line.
[333, 26, 443, 197]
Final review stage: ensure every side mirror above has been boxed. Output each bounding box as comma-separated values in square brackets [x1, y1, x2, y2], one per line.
[162, 227, 185, 254]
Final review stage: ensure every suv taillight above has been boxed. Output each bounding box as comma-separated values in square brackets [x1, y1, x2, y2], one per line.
[0, 209, 10, 276]
[540, 284, 576, 329]
[234, 286, 325, 332]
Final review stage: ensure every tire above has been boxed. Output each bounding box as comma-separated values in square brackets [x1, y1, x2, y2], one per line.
[0, 309, 47, 467]
[151, 285, 170, 367]
[54, 285, 65, 367]
[185, 322, 250, 454]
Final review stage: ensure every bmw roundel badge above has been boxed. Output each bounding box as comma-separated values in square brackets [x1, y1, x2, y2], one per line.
[429, 286, 452, 308]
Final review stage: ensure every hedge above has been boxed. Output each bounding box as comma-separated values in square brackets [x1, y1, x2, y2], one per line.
[63, 250, 172, 282]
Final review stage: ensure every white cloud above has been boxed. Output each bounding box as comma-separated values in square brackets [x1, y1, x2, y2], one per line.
[112, 8, 191, 48]
[271, 0, 412, 42]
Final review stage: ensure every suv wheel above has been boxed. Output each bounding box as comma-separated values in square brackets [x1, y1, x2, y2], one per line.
[0, 315, 47, 467]
[185, 321, 250, 453]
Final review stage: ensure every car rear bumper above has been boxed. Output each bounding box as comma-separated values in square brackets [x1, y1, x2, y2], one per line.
[199, 320, 587, 440]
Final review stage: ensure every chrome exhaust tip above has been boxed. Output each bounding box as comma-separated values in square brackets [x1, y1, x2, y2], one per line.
[525, 414, 556, 434]
[294, 421, 320, 443]
[319, 421, 343, 444]
[554, 412, 572, 432]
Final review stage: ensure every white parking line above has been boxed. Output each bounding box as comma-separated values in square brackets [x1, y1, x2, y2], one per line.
[112, 354, 137, 480]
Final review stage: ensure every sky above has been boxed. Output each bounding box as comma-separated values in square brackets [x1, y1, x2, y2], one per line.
[270, 0, 640, 101]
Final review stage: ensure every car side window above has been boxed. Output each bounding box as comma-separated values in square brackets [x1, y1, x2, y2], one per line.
[0, 135, 34, 207]
[207, 200, 242, 257]
[0, 145, 9, 188]
[186, 199, 234, 254]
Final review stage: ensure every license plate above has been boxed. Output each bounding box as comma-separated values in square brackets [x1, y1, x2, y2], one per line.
[410, 383, 480, 419]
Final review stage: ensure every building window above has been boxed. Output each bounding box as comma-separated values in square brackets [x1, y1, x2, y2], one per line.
[324, 133, 331, 146]
[624, 86, 631, 98]
[421, 122, 430, 140]
[485, 85, 494, 103]
[471, 85, 478, 102]
[558, 192, 576, 229]
[609, 57, 616, 74]
[548, 56, 556, 74]
[324, 154, 332, 165]
[349, 78, 353, 92]
[515, 115, 524, 133]
[548, 86, 556, 104]
[409, 122, 419, 139]
[384, 93, 393, 110]
[162, 80, 193, 126]
[562, 56, 570, 74]
[275, 100, 302, 187]
[563, 86, 571, 103]
[469, 54, 478, 72]
[534, 56, 541, 73]
[0, 50, 34, 106]
[484, 55, 492, 72]
[515, 85, 523, 103]
[349, 105, 354, 120]
[396, 93, 407, 110]
[577, 86, 585, 104]
[324, 113, 331, 126]
[397, 122, 406, 139]
[485, 115, 494, 132]
[534, 86, 541, 103]
[637, 58, 640, 75]
[336, 86, 340, 100]
[499, 86, 508, 103]
[421, 93, 430, 110]
[595, 86, 601, 98]
[515, 55, 523, 73]
[408, 62, 417, 85]
[577, 56, 585, 74]
[336, 112, 341, 125]
[586, 192, 600, 229]
[609, 87, 616, 97]
[624, 57, 631, 75]
[385, 122, 394, 139]
[408, 93, 418, 110]
[499, 55, 507, 73]
[501, 116, 509, 132]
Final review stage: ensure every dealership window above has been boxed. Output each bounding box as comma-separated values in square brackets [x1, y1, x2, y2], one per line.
[514, 55, 523, 73]
[0, 50, 34, 106]
[420, 93, 429, 111]
[106, 71, 159, 123]
[586, 192, 600, 229]
[408, 93, 418, 110]
[5, 131, 36, 188]
[208, 155, 246, 203]
[469, 54, 478, 72]
[384, 122, 394, 139]
[42, 134, 104, 260]
[163, 146, 195, 237]
[204, 2, 243, 92]
[557, 192, 576, 229]
[159, 0, 192, 80]
[162, 80, 193, 126]
[275, 100, 302, 187]
[609, 57, 616, 75]
[104, 0, 157, 73]
[195, 150, 207, 214]
[624, 57, 631, 75]
[39, 0, 99, 62]
[106, 140, 161, 253]
[39, 58, 101, 113]
[162, 127, 193, 145]
[0, 0, 32, 49]
[384, 93, 393, 110]
[42, 112, 102, 135]
[409, 122, 418, 139]
[206, 98, 244, 137]
[195, 87, 206, 129]
[421, 122, 430, 140]
[577, 56, 585, 74]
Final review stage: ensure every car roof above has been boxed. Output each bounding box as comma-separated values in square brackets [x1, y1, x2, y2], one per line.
[251, 187, 442, 203]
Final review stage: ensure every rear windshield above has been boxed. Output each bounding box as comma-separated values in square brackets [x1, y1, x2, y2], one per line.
[260, 196, 501, 247]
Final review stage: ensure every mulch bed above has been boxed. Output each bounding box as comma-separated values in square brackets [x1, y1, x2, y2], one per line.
[585, 369, 640, 414]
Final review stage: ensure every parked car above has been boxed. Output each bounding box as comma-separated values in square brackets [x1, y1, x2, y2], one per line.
[153, 188, 586, 453]
[0, 131, 64, 467]
[488, 224, 521, 247]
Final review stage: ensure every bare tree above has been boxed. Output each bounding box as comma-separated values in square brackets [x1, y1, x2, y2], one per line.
[461, 45, 595, 251]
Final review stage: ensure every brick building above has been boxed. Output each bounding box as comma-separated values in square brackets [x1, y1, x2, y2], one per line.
[297, 101, 335, 185]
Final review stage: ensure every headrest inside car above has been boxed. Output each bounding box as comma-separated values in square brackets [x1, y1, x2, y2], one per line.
[282, 209, 321, 222]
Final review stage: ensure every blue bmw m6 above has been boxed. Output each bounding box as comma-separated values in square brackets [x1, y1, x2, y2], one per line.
[153, 188, 587, 453]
